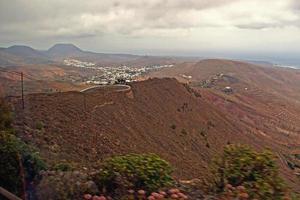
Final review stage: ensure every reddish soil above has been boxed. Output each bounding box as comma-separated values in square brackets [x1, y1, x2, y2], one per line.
[8, 59, 300, 192]
[0, 64, 94, 96]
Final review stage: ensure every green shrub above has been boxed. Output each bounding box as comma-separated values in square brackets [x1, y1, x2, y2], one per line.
[291, 193, 300, 200]
[0, 133, 23, 197]
[36, 171, 92, 200]
[94, 154, 174, 194]
[35, 121, 44, 130]
[200, 129, 206, 137]
[0, 99, 13, 131]
[0, 99, 46, 197]
[212, 144, 287, 200]
[181, 129, 187, 135]
[0, 132, 46, 196]
[53, 161, 74, 172]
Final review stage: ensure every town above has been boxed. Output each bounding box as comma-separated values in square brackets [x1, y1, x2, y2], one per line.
[64, 59, 174, 85]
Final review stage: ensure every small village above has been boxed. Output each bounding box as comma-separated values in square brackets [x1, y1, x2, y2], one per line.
[64, 59, 174, 85]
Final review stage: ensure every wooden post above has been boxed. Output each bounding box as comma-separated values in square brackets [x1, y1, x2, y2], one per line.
[21, 72, 24, 109]
[84, 94, 87, 111]
[0, 187, 23, 200]
[17, 153, 26, 200]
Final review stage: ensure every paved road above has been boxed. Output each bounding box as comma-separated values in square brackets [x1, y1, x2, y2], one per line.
[80, 84, 131, 93]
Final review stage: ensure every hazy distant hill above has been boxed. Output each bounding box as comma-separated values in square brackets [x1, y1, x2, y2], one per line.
[0, 43, 181, 67]
[46, 43, 84, 58]
[5, 45, 45, 58]
[0, 45, 52, 66]
[46, 43, 144, 65]
[0, 43, 137, 66]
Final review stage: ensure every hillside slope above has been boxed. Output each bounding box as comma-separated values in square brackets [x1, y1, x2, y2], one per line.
[0, 45, 53, 65]
[10, 77, 300, 191]
[148, 59, 300, 187]
[149, 59, 300, 104]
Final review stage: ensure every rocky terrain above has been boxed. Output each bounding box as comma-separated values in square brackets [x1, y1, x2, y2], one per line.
[9, 65, 300, 193]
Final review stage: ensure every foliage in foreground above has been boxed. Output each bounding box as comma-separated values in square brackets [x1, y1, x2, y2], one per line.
[94, 154, 174, 194]
[0, 100, 46, 198]
[83, 188, 188, 200]
[0, 99, 13, 131]
[36, 170, 92, 200]
[36, 154, 175, 200]
[212, 144, 288, 200]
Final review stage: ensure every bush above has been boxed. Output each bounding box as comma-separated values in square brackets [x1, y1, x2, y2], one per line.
[0, 99, 46, 198]
[35, 121, 44, 130]
[94, 154, 174, 195]
[36, 171, 93, 200]
[0, 99, 13, 131]
[212, 144, 287, 200]
[0, 133, 23, 197]
[53, 161, 74, 172]
[170, 124, 176, 130]
[0, 132, 46, 196]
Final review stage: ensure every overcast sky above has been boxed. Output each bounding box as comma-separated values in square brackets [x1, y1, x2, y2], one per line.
[1, 0, 300, 60]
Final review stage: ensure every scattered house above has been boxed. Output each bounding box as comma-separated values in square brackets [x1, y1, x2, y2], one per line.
[223, 86, 233, 94]
[63, 59, 175, 84]
[182, 74, 192, 79]
[99, 81, 109, 85]
[115, 78, 126, 84]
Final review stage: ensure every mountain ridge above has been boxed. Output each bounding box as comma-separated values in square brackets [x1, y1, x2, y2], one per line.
[0, 43, 179, 66]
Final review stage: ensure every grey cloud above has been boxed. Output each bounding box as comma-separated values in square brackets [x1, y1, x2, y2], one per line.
[290, 0, 300, 10]
[0, 0, 242, 38]
[236, 23, 280, 30]
[1, 0, 300, 55]
[234, 18, 300, 30]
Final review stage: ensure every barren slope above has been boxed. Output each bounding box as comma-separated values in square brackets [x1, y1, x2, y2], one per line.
[148, 59, 300, 189]
[10, 77, 300, 191]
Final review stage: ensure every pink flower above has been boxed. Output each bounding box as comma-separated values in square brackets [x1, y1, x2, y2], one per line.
[178, 193, 188, 199]
[138, 190, 146, 196]
[128, 189, 135, 194]
[98, 195, 107, 200]
[92, 195, 100, 200]
[159, 191, 166, 196]
[151, 192, 160, 198]
[169, 188, 180, 194]
[83, 194, 92, 200]
[147, 196, 155, 200]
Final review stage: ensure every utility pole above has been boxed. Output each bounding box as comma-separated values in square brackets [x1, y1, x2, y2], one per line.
[83, 93, 87, 111]
[21, 72, 24, 109]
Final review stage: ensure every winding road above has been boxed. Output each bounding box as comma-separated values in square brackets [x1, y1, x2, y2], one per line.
[80, 84, 131, 93]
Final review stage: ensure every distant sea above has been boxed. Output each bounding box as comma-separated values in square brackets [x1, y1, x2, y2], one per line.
[273, 64, 300, 69]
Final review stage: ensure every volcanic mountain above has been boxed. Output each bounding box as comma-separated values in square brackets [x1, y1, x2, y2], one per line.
[46, 43, 84, 58]
[10, 61, 300, 192]
[0, 44, 181, 67]
[0, 45, 52, 65]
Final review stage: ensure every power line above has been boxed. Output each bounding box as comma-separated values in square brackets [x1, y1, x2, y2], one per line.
[0, 68, 24, 109]
[0, 68, 22, 75]
[0, 68, 47, 82]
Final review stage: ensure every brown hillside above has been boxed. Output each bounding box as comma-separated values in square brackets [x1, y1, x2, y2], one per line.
[148, 59, 300, 190]
[0, 65, 96, 96]
[149, 59, 300, 104]
[10, 76, 300, 191]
